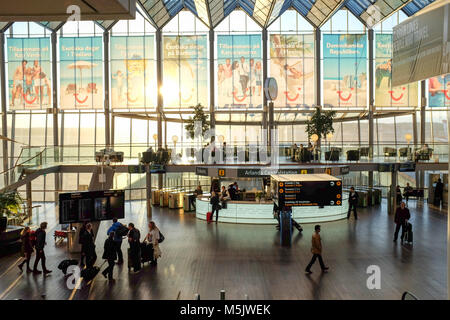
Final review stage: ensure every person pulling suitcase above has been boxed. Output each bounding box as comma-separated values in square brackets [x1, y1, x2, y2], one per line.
[127, 223, 141, 272]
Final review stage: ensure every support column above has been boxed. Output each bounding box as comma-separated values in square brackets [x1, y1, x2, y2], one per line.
[419, 80, 426, 191]
[314, 28, 321, 107]
[368, 29, 374, 188]
[146, 164, 152, 217]
[262, 28, 268, 145]
[156, 29, 163, 189]
[447, 109, 450, 299]
[413, 112, 419, 188]
[104, 31, 111, 148]
[209, 29, 215, 131]
[1, 31, 9, 186]
[51, 31, 60, 202]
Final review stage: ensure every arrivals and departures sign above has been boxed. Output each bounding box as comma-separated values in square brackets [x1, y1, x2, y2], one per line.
[277, 180, 342, 207]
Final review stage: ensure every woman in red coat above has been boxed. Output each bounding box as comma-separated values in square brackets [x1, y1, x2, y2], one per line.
[18, 226, 34, 272]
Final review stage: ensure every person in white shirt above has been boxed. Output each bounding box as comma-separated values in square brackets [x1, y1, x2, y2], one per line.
[238, 56, 250, 97]
[145, 221, 161, 265]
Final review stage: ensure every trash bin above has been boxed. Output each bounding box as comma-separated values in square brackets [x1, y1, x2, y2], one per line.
[184, 193, 194, 212]
[67, 230, 81, 253]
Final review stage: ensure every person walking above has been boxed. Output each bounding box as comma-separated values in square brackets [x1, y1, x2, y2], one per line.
[145, 221, 162, 266]
[434, 178, 444, 207]
[347, 187, 359, 220]
[403, 183, 413, 203]
[394, 201, 411, 243]
[78, 222, 87, 267]
[82, 223, 97, 268]
[127, 223, 141, 272]
[101, 231, 117, 281]
[305, 225, 329, 274]
[396, 185, 403, 205]
[107, 218, 124, 264]
[18, 226, 33, 273]
[32, 222, 52, 275]
[210, 191, 221, 223]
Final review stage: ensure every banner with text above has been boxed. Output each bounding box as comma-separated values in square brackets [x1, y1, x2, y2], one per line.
[269, 34, 314, 109]
[323, 34, 367, 108]
[163, 35, 207, 109]
[7, 38, 51, 110]
[429, 74, 450, 107]
[217, 35, 262, 110]
[60, 37, 103, 109]
[375, 34, 418, 108]
[111, 36, 156, 109]
[392, 3, 450, 86]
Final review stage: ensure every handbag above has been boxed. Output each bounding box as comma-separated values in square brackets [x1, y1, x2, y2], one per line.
[158, 231, 165, 243]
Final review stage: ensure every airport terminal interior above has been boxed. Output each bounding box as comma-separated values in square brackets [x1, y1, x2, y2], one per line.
[0, 0, 449, 300]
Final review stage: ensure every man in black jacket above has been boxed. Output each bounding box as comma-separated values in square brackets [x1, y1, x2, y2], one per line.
[102, 231, 117, 281]
[434, 178, 444, 207]
[128, 223, 141, 272]
[347, 187, 359, 220]
[33, 222, 52, 274]
[82, 223, 97, 268]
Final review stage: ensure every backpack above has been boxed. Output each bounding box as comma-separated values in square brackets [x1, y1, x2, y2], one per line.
[29, 230, 37, 248]
[115, 224, 129, 237]
[158, 231, 165, 243]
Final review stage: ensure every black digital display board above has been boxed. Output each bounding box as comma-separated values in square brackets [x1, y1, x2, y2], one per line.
[59, 190, 125, 224]
[277, 180, 342, 207]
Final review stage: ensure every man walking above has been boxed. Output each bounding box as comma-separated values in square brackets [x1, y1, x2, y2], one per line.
[394, 201, 410, 243]
[33, 222, 52, 275]
[305, 225, 329, 274]
[128, 223, 141, 272]
[347, 187, 359, 220]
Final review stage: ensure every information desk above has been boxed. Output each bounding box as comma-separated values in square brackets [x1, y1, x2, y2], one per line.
[196, 194, 349, 224]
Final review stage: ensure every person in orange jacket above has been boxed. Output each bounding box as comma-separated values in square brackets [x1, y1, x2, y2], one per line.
[305, 225, 329, 274]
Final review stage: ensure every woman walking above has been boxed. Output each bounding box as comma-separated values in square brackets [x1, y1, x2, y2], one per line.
[18, 226, 34, 273]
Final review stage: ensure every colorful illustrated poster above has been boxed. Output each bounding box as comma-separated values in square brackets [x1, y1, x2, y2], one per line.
[7, 38, 51, 110]
[217, 35, 262, 109]
[162, 35, 207, 109]
[269, 34, 314, 109]
[323, 34, 367, 108]
[428, 74, 450, 107]
[375, 34, 418, 108]
[60, 37, 103, 109]
[111, 36, 156, 109]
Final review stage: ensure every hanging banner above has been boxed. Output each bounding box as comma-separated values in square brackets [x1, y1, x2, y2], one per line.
[217, 34, 262, 110]
[7, 38, 51, 110]
[110, 36, 156, 109]
[375, 34, 418, 108]
[162, 35, 207, 109]
[429, 74, 450, 107]
[392, 3, 450, 87]
[269, 34, 314, 109]
[323, 34, 367, 108]
[60, 37, 103, 109]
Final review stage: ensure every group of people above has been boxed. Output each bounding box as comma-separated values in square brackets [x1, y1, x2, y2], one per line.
[208, 182, 240, 223]
[18, 222, 52, 274]
[18, 219, 163, 282]
[12, 59, 51, 106]
[218, 57, 262, 98]
[291, 143, 317, 163]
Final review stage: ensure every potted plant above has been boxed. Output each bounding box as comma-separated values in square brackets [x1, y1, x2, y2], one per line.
[0, 190, 23, 229]
[305, 107, 336, 145]
[185, 104, 210, 142]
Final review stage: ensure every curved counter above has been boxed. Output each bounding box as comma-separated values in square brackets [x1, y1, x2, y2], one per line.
[196, 194, 349, 224]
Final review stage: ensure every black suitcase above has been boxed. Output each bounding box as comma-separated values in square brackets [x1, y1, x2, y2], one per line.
[80, 266, 100, 281]
[404, 222, 413, 243]
[140, 242, 154, 264]
[57, 259, 78, 275]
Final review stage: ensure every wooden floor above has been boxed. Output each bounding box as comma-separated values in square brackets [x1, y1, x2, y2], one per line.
[0, 199, 447, 300]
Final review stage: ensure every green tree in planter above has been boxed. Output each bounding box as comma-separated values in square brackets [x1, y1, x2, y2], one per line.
[305, 107, 336, 142]
[0, 190, 23, 219]
[185, 104, 210, 141]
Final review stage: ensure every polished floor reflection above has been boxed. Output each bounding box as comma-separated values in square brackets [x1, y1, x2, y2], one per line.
[0, 199, 446, 300]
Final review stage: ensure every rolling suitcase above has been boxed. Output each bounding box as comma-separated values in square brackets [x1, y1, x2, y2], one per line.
[404, 222, 413, 244]
[206, 211, 213, 223]
[140, 242, 154, 265]
[80, 266, 100, 281]
[292, 219, 303, 232]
